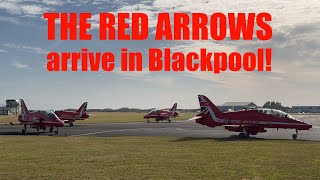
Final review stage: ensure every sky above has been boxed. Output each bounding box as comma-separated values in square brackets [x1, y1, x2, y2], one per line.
[0, 0, 319, 110]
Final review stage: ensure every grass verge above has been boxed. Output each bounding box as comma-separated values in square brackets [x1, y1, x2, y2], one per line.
[0, 136, 319, 179]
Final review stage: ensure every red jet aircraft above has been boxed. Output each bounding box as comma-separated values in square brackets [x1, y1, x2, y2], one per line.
[190, 95, 312, 140]
[144, 103, 178, 123]
[17, 99, 64, 134]
[54, 102, 89, 126]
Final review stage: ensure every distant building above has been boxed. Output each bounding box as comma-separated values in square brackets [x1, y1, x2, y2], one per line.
[0, 99, 19, 115]
[291, 106, 320, 113]
[219, 102, 258, 112]
[0, 107, 10, 115]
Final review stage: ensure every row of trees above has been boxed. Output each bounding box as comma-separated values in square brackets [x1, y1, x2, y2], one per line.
[80, 101, 289, 112]
[262, 101, 290, 112]
[85, 108, 199, 113]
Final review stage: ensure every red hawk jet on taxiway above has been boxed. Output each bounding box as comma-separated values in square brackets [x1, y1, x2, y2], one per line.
[14, 99, 64, 134]
[144, 103, 179, 123]
[190, 95, 312, 140]
[54, 102, 89, 126]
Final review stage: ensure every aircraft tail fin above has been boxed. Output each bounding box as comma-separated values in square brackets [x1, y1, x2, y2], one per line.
[198, 95, 223, 117]
[19, 99, 29, 120]
[77, 102, 88, 116]
[170, 103, 177, 113]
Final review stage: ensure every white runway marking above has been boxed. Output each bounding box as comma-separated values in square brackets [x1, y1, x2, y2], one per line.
[73, 126, 188, 137]
[73, 128, 155, 136]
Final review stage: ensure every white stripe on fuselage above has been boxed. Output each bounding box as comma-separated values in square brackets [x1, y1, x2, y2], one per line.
[204, 106, 307, 126]
[204, 106, 228, 124]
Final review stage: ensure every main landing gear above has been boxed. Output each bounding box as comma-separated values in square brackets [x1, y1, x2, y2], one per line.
[50, 127, 59, 134]
[21, 125, 27, 134]
[239, 132, 250, 138]
[21, 125, 59, 135]
[292, 129, 298, 140]
[69, 122, 74, 126]
[239, 128, 250, 138]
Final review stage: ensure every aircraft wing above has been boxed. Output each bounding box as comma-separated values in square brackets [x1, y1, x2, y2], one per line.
[10, 122, 22, 125]
[159, 113, 170, 118]
[223, 125, 268, 134]
[0, 121, 22, 126]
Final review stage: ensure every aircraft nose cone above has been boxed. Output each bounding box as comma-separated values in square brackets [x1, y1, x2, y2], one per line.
[302, 122, 312, 129]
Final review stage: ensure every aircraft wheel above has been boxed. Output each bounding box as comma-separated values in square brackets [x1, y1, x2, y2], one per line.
[55, 131, 59, 135]
[147, 120, 150, 123]
[239, 133, 246, 138]
[22, 129, 26, 134]
[168, 119, 171, 123]
[156, 120, 159, 123]
[70, 122, 74, 126]
[292, 134, 298, 140]
[49, 127, 53, 132]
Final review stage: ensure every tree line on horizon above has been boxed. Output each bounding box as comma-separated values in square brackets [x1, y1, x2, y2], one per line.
[262, 101, 290, 112]
[63, 101, 290, 113]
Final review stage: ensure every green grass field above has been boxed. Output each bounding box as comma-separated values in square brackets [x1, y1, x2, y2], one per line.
[0, 115, 15, 124]
[0, 136, 319, 179]
[0, 112, 196, 124]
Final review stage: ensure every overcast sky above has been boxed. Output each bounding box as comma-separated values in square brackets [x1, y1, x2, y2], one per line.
[0, 0, 319, 110]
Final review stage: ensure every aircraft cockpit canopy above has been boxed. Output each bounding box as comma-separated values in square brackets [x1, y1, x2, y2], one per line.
[258, 108, 295, 119]
[39, 110, 59, 119]
[148, 109, 158, 114]
[48, 111, 59, 119]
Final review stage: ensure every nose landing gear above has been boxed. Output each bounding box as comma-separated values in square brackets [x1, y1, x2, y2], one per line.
[292, 129, 298, 140]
